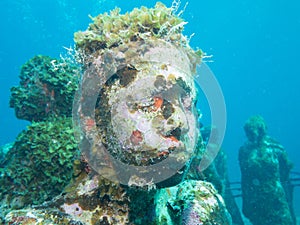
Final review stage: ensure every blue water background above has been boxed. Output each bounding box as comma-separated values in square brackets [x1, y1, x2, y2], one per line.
[1, 0, 299, 217]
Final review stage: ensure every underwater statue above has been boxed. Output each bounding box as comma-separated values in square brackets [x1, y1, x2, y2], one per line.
[1, 2, 232, 224]
[239, 115, 296, 225]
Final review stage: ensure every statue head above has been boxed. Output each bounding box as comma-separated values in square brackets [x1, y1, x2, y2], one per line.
[244, 115, 267, 144]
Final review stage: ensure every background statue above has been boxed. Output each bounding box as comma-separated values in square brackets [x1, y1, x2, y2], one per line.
[239, 115, 295, 225]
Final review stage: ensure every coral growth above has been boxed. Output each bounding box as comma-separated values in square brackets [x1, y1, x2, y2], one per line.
[155, 180, 232, 225]
[74, 2, 201, 58]
[10, 55, 79, 122]
[0, 117, 79, 213]
[0, 143, 13, 167]
[4, 174, 131, 225]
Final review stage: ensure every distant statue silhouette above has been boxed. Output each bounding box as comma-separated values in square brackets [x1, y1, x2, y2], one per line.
[239, 115, 296, 225]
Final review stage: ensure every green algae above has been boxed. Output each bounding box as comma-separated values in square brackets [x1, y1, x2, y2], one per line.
[0, 117, 79, 209]
[10, 55, 79, 122]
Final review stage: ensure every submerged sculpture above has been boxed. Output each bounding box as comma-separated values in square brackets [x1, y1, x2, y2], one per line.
[0, 2, 232, 224]
[72, 2, 202, 186]
[239, 115, 295, 225]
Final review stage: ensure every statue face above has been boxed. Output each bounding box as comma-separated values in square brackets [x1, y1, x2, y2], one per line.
[74, 40, 199, 185]
[244, 115, 267, 143]
[98, 63, 198, 166]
